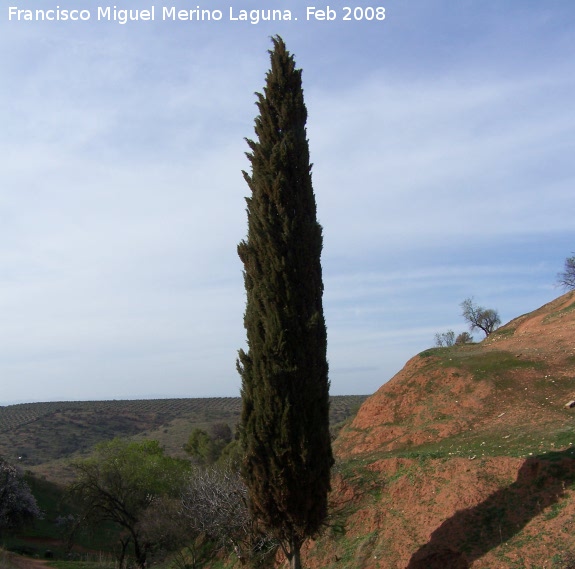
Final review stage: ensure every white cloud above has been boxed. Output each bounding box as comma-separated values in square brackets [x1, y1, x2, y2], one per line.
[1, 3, 574, 403]
[307, 69, 575, 262]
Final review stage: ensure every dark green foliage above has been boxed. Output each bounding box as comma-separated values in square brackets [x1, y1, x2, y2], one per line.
[209, 422, 233, 444]
[455, 331, 474, 345]
[184, 427, 231, 465]
[70, 439, 190, 568]
[237, 36, 333, 566]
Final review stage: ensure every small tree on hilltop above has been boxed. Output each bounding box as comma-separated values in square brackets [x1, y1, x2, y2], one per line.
[461, 297, 501, 338]
[434, 330, 455, 347]
[434, 330, 475, 347]
[237, 36, 333, 569]
[557, 253, 575, 290]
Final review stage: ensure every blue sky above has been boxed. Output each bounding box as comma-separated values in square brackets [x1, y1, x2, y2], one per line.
[1, 1, 573, 404]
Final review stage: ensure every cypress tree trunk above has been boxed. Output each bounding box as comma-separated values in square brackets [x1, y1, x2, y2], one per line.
[288, 541, 302, 569]
[237, 36, 334, 567]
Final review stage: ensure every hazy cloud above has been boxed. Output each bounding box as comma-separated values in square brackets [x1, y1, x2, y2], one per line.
[1, 2, 574, 403]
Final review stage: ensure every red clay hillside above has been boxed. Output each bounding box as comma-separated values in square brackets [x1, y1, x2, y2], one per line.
[302, 291, 575, 569]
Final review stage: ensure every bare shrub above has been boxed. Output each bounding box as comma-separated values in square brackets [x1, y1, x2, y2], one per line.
[180, 464, 276, 565]
[435, 330, 455, 347]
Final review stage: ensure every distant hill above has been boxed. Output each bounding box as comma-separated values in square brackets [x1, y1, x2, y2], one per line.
[300, 291, 575, 569]
[0, 395, 367, 479]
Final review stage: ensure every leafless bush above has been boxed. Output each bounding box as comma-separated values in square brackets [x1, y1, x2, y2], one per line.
[435, 330, 455, 347]
[557, 254, 575, 290]
[180, 464, 276, 565]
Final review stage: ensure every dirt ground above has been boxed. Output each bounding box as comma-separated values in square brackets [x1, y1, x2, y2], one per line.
[4, 553, 51, 569]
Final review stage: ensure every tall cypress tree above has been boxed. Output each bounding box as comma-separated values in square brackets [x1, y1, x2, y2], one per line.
[237, 36, 333, 569]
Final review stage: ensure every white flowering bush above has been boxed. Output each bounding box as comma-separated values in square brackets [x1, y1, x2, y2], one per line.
[0, 458, 41, 536]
